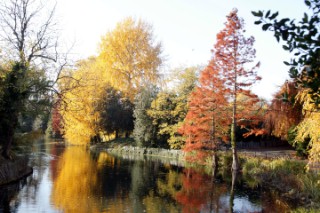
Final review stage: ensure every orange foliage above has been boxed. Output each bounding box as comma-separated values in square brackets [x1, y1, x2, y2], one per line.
[179, 62, 230, 161]
[264, 81, 302, 140]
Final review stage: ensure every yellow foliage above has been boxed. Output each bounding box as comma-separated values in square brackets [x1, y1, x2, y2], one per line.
[59, 58, 108, 144]
[59, 17, 162, 144]
[51, 147, 101, 212]
[295, 89, 320, 163]
[98, 17, 162, 101]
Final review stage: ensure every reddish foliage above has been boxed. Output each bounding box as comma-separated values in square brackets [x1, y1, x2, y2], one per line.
[52, 100, 63, 137]
[264, 81, 303, 140]
[179, 62, 230, 162]
[180, 9, 264, 163]
[214, 9, 262, 143]
[175, 168, 212, 213]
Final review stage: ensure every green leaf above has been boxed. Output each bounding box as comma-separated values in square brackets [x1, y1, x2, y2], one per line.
[281, 30, 289, 40]
[303, 13, 308, 22]
[252, 10, 264, 17]
[283, 45, 290, 50]
[269, 12, 279, 20]
[251, 11, 260, 17]
[284, 61, 290, 65]
[265, 10, 271, 18]
[305, 0, 311, 7]
[262, 23, 272, 31]
[254, 20, 262, 25]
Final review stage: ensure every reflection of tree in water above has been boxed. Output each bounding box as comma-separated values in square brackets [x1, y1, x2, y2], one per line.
[16, 139, 50, 205]
[130, 159, 160, 212]
[175, 168, 228, 213]
[145, 166, 183, 212]
[0, 179, 26, 212]
[51, 147, 101, 213]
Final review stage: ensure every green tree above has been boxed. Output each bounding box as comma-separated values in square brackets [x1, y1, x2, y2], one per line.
[148, 91, 176, 148]
[147, 67, 198, 149]
[0, 0, 59, 158]
[253, 0, 320, 105]
[133, 85, 158, 147]
[99, 85, 134, 139]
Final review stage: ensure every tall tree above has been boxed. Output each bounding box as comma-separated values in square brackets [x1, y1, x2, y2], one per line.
[215, 9, 261, 171]
[98, 17, 163, 101]
[133, 85, 158, 147]
[0, 0, 62, 158]
[179, 62, 229, 166]
[253, 0, 320, 105]
[59, 58, 106, 145]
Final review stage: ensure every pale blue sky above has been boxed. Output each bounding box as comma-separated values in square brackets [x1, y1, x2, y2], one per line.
[56, 0, 307, 100]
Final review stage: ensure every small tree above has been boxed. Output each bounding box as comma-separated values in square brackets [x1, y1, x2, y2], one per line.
[180, 62, 229, 166]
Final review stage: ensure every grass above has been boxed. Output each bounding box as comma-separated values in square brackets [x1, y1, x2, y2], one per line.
[241, 156, 320, 210]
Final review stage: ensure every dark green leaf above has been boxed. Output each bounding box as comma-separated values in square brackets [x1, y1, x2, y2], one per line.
[265, 10, 271, 18]
[303, 13, 308, 22]
[279, 18, 290, 25]
[270, 12, 279, 20]
[282, 45, 290, 50]
[284, 61, 290, 65]
[305, 0, 311, 7]
[262, 23, 272, 31]
[252, 11, 263, 17]
[254, 20, 262, 25]
[281, 30, 289, 40]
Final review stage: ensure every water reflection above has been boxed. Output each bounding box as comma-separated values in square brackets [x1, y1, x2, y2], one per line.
[51, 147, 101, 213]
[0, 142, 294, 212]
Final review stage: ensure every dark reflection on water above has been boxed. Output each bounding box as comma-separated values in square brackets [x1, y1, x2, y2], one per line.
[0, 140, 292, 213]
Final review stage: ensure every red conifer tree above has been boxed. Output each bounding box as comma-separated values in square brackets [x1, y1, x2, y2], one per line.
[180, 61, 229, 165]
[181, 9, 262, 171]
[214, 9, 261, 171]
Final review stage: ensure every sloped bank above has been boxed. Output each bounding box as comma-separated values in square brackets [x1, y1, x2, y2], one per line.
[0, 156, 33, 185]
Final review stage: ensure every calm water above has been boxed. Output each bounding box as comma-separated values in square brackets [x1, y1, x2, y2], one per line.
[0, 140, 292, 213]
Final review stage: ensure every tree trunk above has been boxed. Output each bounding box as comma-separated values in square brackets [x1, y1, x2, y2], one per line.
[1, 123, 15, 160]
[212, 152, 218, 177]
[229, 170, 238, 213]
[231, 146, 239, 172]
[231, 90, 240, 171]
[115, 130, 119, 139]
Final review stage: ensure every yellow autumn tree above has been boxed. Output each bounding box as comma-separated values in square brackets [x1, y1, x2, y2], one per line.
[294, 89, 320, 164]
[59, 17, 162, 144]
[98, 17, 163, 101]
[59, 58, 108, 144]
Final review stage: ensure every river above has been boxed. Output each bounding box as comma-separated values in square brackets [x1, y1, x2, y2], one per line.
[0, 139, 292, 212]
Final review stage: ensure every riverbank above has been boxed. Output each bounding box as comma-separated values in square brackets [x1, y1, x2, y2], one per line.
[0, 155, 33, 185]
[91, 141, 186, 167]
